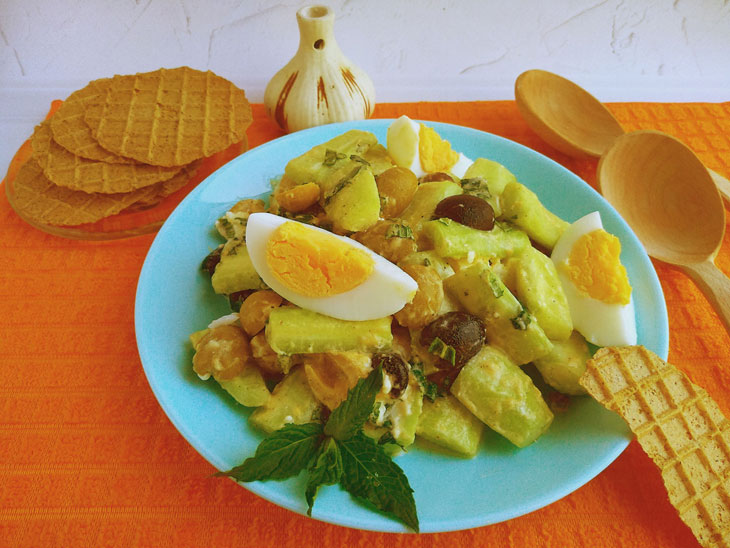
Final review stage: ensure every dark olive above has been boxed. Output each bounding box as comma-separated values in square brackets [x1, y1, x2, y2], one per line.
[433, 194, 495, 231]
[420, 311, 486, 369]
[201, 244, 224, 276]
[420, 172, 455, 183]
[373, 353, 409, 399]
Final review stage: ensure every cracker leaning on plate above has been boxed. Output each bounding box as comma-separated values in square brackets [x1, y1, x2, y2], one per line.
[11, 66, 252, 228]
[581, 346, 730, 548]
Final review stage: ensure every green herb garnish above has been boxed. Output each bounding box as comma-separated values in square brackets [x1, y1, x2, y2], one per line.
[427, 337, 457, 366]
[217, 366, 419, 532]
[385, 223, 414, 240]
[411, 363, 440, 402]
[487, 272, 505, 298]
[511, 307, 532, 330]
[323, 166, 362, 206]
[460, 177, 492, 200]
[323, 149, 346, 166]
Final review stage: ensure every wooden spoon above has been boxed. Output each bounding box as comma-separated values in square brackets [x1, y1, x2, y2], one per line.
[598, 130, 730, 331]
[515, 69, 730, 202]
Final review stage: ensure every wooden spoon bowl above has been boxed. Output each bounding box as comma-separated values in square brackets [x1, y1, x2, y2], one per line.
[598, 130, 730, 330]
[515, 69, 624, 158]
[514, 69, 730, 202]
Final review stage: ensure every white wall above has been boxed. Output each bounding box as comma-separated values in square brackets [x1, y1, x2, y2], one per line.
[1, 0, 729, 168]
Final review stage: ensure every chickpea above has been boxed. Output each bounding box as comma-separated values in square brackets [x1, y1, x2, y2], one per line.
[278, 183, 321, 213]
[192, 324, 251, 381]
[420, 172, 455, 183]
[375, 167, 418, 219]
[239, 290, 283, 336]
[394, 263, 444, 329]
[353, 219, 417, 264]
[303, 352, 371, 410]
[250, 332, 284, 376]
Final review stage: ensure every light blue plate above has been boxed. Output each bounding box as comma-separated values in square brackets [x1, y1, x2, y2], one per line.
[135, 120, 668, 533]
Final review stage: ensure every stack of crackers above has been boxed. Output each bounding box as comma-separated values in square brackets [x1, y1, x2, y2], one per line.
[10, 66, 252, 227]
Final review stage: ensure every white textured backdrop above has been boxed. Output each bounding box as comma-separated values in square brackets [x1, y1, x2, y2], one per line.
[1, 0, 729, 168]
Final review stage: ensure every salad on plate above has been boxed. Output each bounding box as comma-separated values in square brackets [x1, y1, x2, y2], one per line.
[187, 115, 637, 530]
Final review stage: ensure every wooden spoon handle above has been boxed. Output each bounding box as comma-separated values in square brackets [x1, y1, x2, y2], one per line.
[709, 168, 730, 204]
[682, 259, 730, 333]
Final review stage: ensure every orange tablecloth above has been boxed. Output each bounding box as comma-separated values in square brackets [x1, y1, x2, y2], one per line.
[2, 101, 730, 547]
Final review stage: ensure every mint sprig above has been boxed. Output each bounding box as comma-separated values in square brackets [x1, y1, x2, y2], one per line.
[217, 366, 420, 532]
[217, 422, 323, 482]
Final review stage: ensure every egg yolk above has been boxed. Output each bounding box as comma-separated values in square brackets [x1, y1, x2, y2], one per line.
[419, 124, 459, 173]
[265, 222, 374, 297]
[565, 229, 632, 305]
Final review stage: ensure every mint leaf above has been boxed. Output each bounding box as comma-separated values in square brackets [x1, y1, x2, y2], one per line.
[217, 422, 323, 482]
[305, 437, 343, 515]
[324, 365, 382, 441]
[339, 431, 419, 532]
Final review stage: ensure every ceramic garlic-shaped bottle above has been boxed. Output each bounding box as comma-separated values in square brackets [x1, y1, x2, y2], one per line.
[264, 5, 375, 133]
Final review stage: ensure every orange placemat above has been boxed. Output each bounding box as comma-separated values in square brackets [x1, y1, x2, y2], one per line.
[1, 101, 729, 548]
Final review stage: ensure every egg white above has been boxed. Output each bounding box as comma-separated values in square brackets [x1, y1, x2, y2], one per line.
[551, 211, 637, 347]
[245, 213, 418, 321]
[386, 115, 472, 179]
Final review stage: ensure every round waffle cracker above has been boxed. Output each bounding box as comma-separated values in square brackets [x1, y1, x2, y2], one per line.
[11, 158, 158, 226]
[50, 78, 135, 164]
[581, 346, 730, 548]
[128, 159, 203, 209]
[83, 66, 252, 167]
[32, 121, 181, 193]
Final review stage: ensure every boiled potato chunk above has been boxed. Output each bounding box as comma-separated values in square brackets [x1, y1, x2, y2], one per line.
[211, 239, 266, 295]
[249, 365, 323, 433]
[321, 161, 380, 232]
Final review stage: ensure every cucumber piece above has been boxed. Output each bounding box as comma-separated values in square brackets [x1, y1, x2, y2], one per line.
[533, 331, 591, 395]
[416, 394, 484, 457]
[513, 246, 573, 341]
[218, 367, 270, 407]
[451, 345, 554, 448]
[284, 130, 378, 185]
[422, 218, 530, 262]
[444, 262, 553, 365]
[499, 181, 569, 251]
[462, 157, 516, 197]
[211, 239, 266, 295]
[248, 365, 323, 433]
[460, 158, 516, 217]
[265, 307, 393, 355]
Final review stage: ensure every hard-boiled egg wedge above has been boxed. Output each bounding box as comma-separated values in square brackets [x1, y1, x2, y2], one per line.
[246, 213, 418, 321]
[386, 115, 473, 178]
[551, 211, 637, 347]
